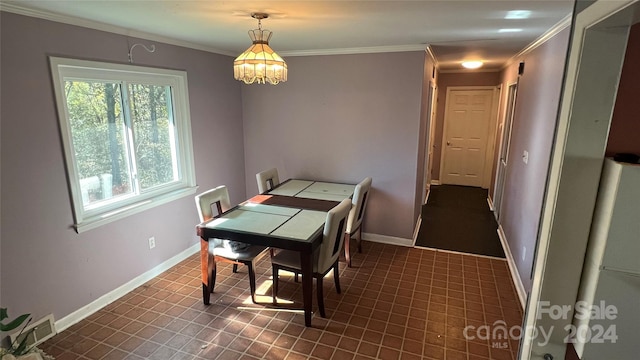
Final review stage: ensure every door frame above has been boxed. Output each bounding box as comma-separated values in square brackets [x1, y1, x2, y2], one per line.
[421, 81, 437, 202]
[493, 81, 518, 220]
[521, 0, 636, 358]
[439, 86, 499, 188]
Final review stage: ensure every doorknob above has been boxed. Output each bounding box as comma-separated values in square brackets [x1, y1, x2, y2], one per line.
[447, 141, 451, 146]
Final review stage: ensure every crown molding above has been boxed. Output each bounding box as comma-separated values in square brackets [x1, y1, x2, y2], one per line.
[425, 45, 439, 69]
[438, 68, 502, 74]
[0, 3, 236, 56]
[279, 44, 427, 57]
[504, 13, 573, 68]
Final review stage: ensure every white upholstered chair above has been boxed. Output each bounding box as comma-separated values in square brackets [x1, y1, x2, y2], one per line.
[195, 185, 269, 304]
[256, 168, 280, 193]
[271, 199, 351, 318]
[344, 177, 372, 267]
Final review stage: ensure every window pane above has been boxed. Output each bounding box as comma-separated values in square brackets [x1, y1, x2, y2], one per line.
[128, 84, 179, 190]
[65, 80, 133, 206]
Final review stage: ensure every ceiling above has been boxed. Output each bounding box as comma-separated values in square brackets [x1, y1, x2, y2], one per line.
[1, 1, 575, 71]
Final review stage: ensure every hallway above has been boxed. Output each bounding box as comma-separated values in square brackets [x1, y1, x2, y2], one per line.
[415, 185, 505, 258]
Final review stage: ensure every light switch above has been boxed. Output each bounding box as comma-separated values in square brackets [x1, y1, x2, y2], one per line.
[523, 150, 529, 164]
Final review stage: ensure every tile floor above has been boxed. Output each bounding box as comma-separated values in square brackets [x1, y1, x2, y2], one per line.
[40, 243, 523, 359]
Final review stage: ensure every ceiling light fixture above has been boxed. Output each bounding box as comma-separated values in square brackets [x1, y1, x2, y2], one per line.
[233, 12, 288, 85]
[505, 10, 532, 19]
[461, 61, 483, 69]
[499, 28, 523, 33]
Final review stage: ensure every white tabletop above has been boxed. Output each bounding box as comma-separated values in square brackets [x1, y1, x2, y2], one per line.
[304, 182, 355, 197]
[268, 179, 355, 201]
[295, 191, 352, 202]
[205, 203, 327, 241]
[268, 180, 314, 196]
[206, 209, 289, 235]
[271, 209, 327, 240]
[237, 203, 299, 216]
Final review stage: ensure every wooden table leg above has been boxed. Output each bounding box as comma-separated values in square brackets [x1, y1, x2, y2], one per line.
[299, 249, 313, 326]
[200, 238, 211, 305]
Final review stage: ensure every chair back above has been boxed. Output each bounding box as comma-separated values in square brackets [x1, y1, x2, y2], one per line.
[316, 199, 352, 272]
[346, 177, 372, 233]
[256, 168, 280, 193]
[195, 185, 231, 222]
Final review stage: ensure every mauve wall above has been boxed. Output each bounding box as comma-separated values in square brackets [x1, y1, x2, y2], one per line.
[241, 52, 426, 240]
[431, 71, 501, 182]
[498, 27, 571, 292]
[606, 23, 640, 156]
[0, 13, 245, 322]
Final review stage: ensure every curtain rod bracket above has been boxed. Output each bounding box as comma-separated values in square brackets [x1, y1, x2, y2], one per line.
[128, 43, 156, 63]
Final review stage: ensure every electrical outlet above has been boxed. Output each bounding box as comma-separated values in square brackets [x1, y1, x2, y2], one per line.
[522, 246, 526, 261]
[522, 150, 529, 164]
[148, 236, 156, 249]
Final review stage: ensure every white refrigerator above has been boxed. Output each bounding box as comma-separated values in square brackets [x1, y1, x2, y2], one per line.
[572, 158, 640, 359]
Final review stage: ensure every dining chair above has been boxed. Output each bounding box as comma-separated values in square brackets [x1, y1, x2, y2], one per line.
[195, 185, 270, 304]
[256, 167, 280, 193]
[271, 199, 351, 318]
[344, 177, 372, 267]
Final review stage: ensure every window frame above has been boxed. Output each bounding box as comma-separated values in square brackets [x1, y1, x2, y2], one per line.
[50, 57, 197, 233]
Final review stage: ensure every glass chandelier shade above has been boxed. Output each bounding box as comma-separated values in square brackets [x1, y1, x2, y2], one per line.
[234, 27, 288, 85]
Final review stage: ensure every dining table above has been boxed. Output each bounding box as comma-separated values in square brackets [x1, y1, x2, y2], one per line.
[196, 179, 356, 326]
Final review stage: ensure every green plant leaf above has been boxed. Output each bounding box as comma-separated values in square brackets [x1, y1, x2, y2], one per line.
[0, 313, 31, 332]
[13, 329, 35, 355]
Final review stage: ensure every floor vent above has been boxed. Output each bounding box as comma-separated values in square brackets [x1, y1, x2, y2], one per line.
[9, 314, 56, 348]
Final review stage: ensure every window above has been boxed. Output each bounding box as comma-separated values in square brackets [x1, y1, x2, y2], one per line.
[50, 57, 197, 233]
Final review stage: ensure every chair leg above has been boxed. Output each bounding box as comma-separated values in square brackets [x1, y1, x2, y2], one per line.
[232, 263, 239, 273]
[272, 265, 279, 304]
[333, 261, 341, 294]
[345, 233, 352, 267]
[294, 272, 299, 283]
[316, 275, 326, 318]
[247, 262, 258, 304]
[357, 227, 363, 253]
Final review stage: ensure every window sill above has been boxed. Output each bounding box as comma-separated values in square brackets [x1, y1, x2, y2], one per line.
[74, 186, 198, 233]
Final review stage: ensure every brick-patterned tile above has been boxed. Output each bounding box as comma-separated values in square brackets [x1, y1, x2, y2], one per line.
[40, 244, 523, 359]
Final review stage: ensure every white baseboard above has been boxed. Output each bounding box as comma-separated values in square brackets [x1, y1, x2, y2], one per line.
[363, 232, 413, 247]
[430, 180, 441, 186]
[55, 243, 200, 332]
[497, 225, 526, 309]
[412, 217, 422, 247]
[424, 186, 431, 203]
[487, 196, 495, 211]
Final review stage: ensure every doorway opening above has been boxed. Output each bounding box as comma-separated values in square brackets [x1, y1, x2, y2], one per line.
[416, 85, 503, 257]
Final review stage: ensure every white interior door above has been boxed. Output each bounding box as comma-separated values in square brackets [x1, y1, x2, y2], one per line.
[493, 82, 518, 219]
[440, 88, 495, 187]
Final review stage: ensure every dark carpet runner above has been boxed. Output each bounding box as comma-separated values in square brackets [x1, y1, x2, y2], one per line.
[415, 184, 505, 258]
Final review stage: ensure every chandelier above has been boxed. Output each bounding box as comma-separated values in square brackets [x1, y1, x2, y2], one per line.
[233, 13, 288, 85]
